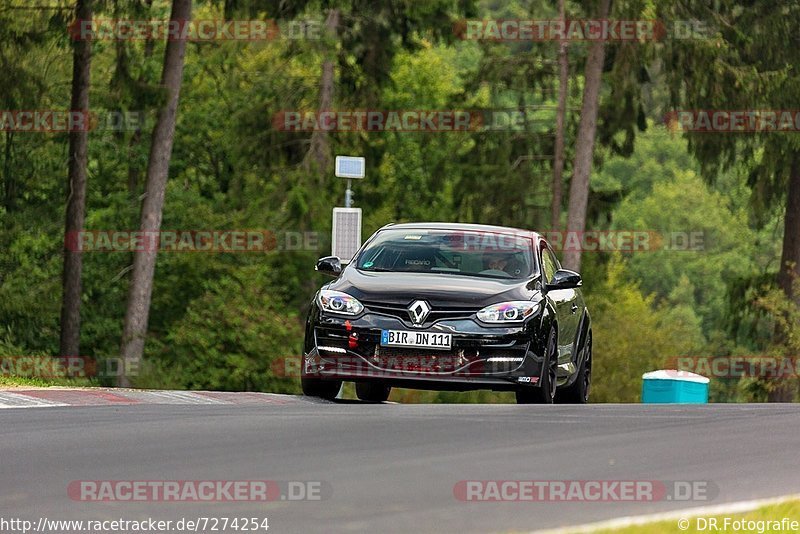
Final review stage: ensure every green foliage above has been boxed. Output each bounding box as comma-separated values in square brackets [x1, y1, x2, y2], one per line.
[612, 164, 757, 332]
[660, 0, 800, 223]
[745, 280, 800, 401]
[137, 264, 303, 393]
[587, 255, 705, 403]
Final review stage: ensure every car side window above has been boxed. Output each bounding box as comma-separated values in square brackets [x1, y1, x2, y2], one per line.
[551, 249, 562, 270]
[541, 245, 557, 284]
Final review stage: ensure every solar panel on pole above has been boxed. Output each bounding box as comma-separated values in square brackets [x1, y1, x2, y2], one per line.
[335, 156, 366, 179]
[332, 207, 362, 262]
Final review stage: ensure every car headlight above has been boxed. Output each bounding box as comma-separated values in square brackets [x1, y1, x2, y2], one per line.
[317, 290, 364, 316]
[477, 301, 540, 324]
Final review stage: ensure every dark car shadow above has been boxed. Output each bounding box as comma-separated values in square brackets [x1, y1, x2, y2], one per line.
[333, 398, 392, 404]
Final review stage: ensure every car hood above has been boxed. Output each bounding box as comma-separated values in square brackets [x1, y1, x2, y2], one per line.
[326, 267, 540, 308]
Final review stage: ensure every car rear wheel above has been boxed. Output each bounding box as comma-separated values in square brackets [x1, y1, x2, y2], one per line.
[516, 327, 557, 405]
[355, 382, 392, 402]
[556, 332, 591, 404]
[301, 377, 342, 401]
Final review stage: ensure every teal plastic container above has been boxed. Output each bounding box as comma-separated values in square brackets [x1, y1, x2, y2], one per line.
[641, 370, 709, 404]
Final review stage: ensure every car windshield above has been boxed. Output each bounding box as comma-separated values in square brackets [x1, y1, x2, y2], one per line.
[355, 228, 536, 280]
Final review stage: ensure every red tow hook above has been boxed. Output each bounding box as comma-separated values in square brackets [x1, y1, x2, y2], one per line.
[345, 320, 358, 349]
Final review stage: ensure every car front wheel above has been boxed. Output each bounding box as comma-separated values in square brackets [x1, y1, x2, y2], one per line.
[355, 381, 391, 402]
[556, 332, 591, 404]
[516, 327, 557, 404]
[301, 377, 342, 400]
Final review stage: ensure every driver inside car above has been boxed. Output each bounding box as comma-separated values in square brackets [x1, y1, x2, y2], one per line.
[483, 252, 510, 271]
[483, 252, 524, 278]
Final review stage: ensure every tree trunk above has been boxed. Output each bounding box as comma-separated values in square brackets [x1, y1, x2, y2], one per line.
[119, 0, 192, 387]
[768, 155, 800, 402]
[59, 0, 93, 359]
[777, 155, 800, 305]
[2, 132, 14, 215]
[127, 0, 155, 196]
[302, 8, 339, 181]
[562, 0, 611, 272]
[550, 0, 569, 231]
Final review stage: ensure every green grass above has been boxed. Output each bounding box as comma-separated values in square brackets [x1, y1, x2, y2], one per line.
[0, 375, 93, 388]
[594, 499, 800, 534]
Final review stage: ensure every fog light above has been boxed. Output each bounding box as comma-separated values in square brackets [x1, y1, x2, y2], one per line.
[318, 346, 347, 354]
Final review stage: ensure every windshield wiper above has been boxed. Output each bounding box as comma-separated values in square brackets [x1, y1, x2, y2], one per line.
[358, 267, 395, 272]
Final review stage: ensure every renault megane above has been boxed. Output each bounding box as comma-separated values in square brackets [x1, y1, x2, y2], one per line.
[301, 222, 592, 404]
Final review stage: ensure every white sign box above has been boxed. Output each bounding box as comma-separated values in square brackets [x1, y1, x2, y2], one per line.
[335, 156, 366, 179]
[332, 207, 362, 262]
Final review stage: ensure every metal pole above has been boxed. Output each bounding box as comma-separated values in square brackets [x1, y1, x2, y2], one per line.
[345, 178, 353, 208]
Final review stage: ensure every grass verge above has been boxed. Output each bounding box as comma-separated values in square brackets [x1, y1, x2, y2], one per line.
[593, 499, 800, 534]
[0, 375, 93, 388]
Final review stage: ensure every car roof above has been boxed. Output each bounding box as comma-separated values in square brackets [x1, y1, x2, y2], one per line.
[379, 222, 542, 241]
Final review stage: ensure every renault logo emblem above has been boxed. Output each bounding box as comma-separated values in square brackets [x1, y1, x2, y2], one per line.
[408, 300, 431, 325]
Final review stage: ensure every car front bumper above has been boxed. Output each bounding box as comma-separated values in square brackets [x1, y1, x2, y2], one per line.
[304, 312, 547, 391]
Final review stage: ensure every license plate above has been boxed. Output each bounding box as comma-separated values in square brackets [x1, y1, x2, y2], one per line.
[381, 330, 452, 350]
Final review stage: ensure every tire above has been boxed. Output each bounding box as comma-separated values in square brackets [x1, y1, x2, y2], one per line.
[516, 327, 558, 404]
[355, 381, 391, 402]
[301, 377, 342, 400]
[556, 332, 592, 404]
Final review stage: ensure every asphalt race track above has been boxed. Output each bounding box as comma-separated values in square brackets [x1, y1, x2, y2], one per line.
[1, 399, 799, 533]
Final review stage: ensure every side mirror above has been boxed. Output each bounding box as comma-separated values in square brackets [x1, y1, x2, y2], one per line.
[315, 256, 342, 277]
[546, 269, 582, 290]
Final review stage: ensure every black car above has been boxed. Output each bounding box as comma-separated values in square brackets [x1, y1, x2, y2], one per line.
[302, 222, 592, 404]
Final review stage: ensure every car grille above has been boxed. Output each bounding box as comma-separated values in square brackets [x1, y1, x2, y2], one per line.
[361, 301, 480, 325]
